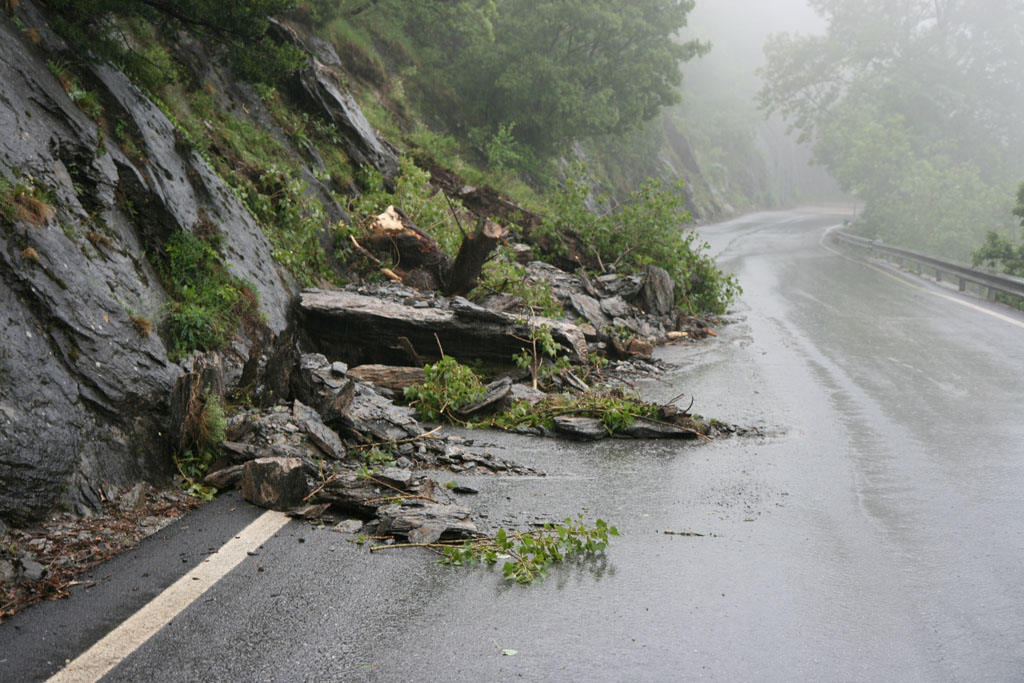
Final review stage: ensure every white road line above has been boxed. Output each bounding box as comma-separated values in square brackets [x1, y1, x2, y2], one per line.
[48, 510, 290, 683]
[820, 230, 1024, 331]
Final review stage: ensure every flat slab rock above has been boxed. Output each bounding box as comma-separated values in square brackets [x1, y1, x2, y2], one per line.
[298, 288, 587, 367]
[553, 416, 699, 441]
[376, 501, 478, 543]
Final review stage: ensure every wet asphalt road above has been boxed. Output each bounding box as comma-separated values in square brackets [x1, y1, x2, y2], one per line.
[7, 209, 1024, 682]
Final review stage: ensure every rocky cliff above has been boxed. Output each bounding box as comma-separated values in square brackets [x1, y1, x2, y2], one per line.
[0, 2, 401, 523]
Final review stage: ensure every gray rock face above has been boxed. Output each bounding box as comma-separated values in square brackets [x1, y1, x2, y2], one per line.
[241, 458, 311, 511]
[0, 4, 294, 522]
[569, 293, 610, 328]
[640, 265, 676, 316]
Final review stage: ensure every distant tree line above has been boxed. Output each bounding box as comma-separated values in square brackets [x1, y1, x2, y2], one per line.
[758, 0, 1024, 261]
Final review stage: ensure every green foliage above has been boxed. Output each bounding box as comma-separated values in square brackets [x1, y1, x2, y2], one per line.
[759, 0, 1024, 260]
[160, 230, 261, 360]
[473, 246, 563, 318]
[0, 177, 13, 224]
[361, 447, 397, 469]
[540, 163, 739, 314]
[352, 157, 465, 256]
[439, 516, 619, 584]
[972, 182, 1024, 278]
[46, 0, 303, 85]
[491, 389, 659, 436]
[403, 356, 486, 422]
[172, 91, 338, 287]
[46, 59, 104, 120]
[338, 0, 706, 163]
[512, 320, 568, 391]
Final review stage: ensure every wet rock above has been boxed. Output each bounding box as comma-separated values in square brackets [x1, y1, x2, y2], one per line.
[287, 503, 332, 519]
[20, 555, 46, 582]
[553, 417, 608, 441]
[626, 337, 655, 359]
[241, 458, 311, 511]
[600, 296, 631, 319]
[339, 382, 424, 444]
[333, 519, 364, 534]
[597, 273, 644, 299]
[640, 265, 675, 316]
[290, 354, 356, 424]
[569, 293, 610, 328]
[204, 464, 245, 490]
[456, 378, 513, 418]
[376, 501, 478, 542]
[620, 419, 699, 439]
[270, 20, 399, 178]
[374, 467, 413, 489]
[292, 400, 346, 459]
[299, 288, 588, 367]
[508, 383, 549, 406]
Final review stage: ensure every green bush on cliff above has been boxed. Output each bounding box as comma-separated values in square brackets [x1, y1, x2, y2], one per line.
[160, 230, 261, 360]
[47, 0, 304, 85]
[539, 163, 739, 315]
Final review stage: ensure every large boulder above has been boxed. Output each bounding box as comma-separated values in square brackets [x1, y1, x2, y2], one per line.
[640, 265, 676, 316]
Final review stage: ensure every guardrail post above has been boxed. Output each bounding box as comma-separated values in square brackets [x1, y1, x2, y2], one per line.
[958, 277, 966, 292]
[935, 268, 942, 283]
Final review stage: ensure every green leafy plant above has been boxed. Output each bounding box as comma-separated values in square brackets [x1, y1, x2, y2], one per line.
[512, 319, 568, 391]
[973, 181, 1024, 278]
[491, 388, 659, 436]
[362, 447, 396, 469]
[159, 230, 262, 360]
[404, 356, 485, 422]
[473, 246, 563, 318]
[538, 162, 739, 314]
[439, 516, 619, 584]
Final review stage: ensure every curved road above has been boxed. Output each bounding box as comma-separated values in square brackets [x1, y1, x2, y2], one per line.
[6, 209, 1024, 681]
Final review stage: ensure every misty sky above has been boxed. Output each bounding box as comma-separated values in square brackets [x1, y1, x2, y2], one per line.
[681, 0, 824, 100]
[690, 0, 824, 39]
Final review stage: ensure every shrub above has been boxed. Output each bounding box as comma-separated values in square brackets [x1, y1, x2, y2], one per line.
[539, 163, 740, 315]
[403, 356, 485, 422]
[159, 230, 261, 360]
[352, 157, 465, 257]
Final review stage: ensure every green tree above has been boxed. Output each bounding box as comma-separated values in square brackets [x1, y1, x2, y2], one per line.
[758, 0, 1024, 259]
[451, 0, 708, 158]
[352, 0, 707, 164]
[973, 182, 1024, 277]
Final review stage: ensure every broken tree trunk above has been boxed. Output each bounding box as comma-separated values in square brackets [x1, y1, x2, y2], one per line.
[443, 217, 508, 296]
[362, 206, 450, 291]
[360, 206, 506, 295]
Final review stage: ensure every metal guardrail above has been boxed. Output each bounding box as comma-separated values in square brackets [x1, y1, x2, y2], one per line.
[829, 229, 1024, 304]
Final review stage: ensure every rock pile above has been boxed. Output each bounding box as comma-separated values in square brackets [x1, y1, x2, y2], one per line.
[189, 347, 534, 540]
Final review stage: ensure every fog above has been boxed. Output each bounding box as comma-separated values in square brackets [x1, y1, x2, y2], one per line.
[681, 0, 1024, 259]
[676, 0, 839, 205]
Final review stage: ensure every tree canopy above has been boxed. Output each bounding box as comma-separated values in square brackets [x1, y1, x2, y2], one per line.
[344, 0, 707, 165]
[759, 0, 1024, 259]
